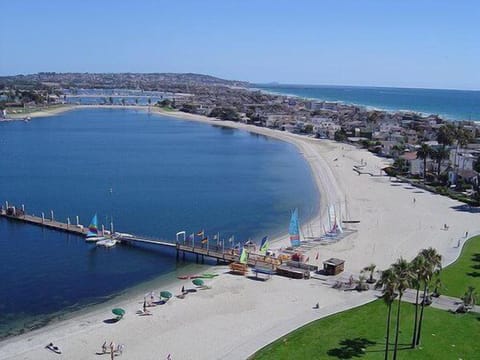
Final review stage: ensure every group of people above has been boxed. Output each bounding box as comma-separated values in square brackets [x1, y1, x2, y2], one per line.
[101, 341, 124, 359]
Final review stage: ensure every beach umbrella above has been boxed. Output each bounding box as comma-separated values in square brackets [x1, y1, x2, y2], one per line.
[160, 291, 172, 299]
[192, 278, 204, 286]
[112, 308, 125, 319]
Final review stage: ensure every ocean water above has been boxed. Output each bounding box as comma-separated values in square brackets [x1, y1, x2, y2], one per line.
[256, 84, 480, 121]
[0, 108, 318, 338]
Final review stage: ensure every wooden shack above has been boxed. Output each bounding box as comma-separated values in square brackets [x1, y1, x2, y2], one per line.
[323, 258, 345, 275]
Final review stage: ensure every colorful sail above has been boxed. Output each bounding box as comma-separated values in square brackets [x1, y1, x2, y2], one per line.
[239, 248, 249, 264]
[289, 208, 300, 247]
[87, 214, 99, 237]
[259, 236, 269, 254]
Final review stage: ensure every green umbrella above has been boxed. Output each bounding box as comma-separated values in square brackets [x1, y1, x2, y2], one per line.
[112, 308, 125, 319]
[160, 291, 172, 299]
[192, 278, 204, 286]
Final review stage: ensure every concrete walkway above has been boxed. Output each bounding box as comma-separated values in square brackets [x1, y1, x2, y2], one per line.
[401, 288, 479, 313]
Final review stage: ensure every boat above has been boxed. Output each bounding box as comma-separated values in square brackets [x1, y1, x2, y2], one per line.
[96, 238, 117, 247]
[114, 232, 134, 238]
[323, 204, 343, 237]
[85, 214, 105, 242]
[190, 273, 218, 279]
[179, 273, 219, 280]
[289, 208, 301, 247]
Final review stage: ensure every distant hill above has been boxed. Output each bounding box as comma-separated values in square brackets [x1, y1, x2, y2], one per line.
[0, 72, 250, 90]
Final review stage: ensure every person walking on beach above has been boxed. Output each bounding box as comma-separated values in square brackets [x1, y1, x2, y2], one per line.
[109, 342, 115, 360]
[102, 341, 107, 354]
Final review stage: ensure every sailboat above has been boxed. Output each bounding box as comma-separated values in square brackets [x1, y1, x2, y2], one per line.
[289, 208, 301, 247]
[85, 214, 106, 243]
[324, 204, 343, 237]
[96, 218, 117, 247]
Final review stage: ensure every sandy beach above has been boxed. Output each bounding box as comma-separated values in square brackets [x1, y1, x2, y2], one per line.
[1, 106, 479, 360]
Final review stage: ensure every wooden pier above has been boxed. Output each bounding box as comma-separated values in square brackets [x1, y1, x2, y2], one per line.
[1, 206, 281, 269]
[0, 209, 88, 235]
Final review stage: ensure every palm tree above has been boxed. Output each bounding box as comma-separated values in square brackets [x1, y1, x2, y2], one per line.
[431, 277, 442, 298]
[437, 124, 455, 149]
[409, 255, 426, 348]
[392, 258, 413, 360]
[431, 147, 449, 176]
[375, 268, 397, 360]
[356, 274, 369, 291]
[363, 263, 377, 284]
[417, 143, 432, 181]
[416, 248, 442, 346]
[452, 127, 474, 181]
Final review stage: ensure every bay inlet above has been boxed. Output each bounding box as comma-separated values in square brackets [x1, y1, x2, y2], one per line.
[0, 108, 318, 338]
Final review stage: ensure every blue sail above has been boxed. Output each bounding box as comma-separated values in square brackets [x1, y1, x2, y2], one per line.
[289, 208, 300, 247]
[87, 214, 99, 237]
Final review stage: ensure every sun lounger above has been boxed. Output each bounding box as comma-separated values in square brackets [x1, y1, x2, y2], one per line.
[45, 343, 61, 354]
[136, 309, 152, 316]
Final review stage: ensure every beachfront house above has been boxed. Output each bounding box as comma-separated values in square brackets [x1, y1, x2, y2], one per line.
[450, 148, 479, 172]
[399, 151, 424, 176]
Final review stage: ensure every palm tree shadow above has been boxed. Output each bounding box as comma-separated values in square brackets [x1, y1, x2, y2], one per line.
[466, 271, 480, 278]
[471, 254, 480, 262]
[327, 337, 376, 359]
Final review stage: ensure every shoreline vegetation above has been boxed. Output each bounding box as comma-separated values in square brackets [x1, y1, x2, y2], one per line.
[1, 105, 479, 359]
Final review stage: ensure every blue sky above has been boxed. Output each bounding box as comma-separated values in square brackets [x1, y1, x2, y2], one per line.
[1, 0, 479, 90]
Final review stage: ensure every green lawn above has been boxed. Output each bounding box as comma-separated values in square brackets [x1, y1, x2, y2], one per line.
[251, 236, 480, 359]
[251, 300, 480, 360]
[439, 235, 480, 298]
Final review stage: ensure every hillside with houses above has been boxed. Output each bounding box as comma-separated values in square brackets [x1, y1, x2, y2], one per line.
[1, 72, 479, 204]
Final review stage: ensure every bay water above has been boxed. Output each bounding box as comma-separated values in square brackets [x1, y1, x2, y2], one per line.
[0, 108, 318, 338]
